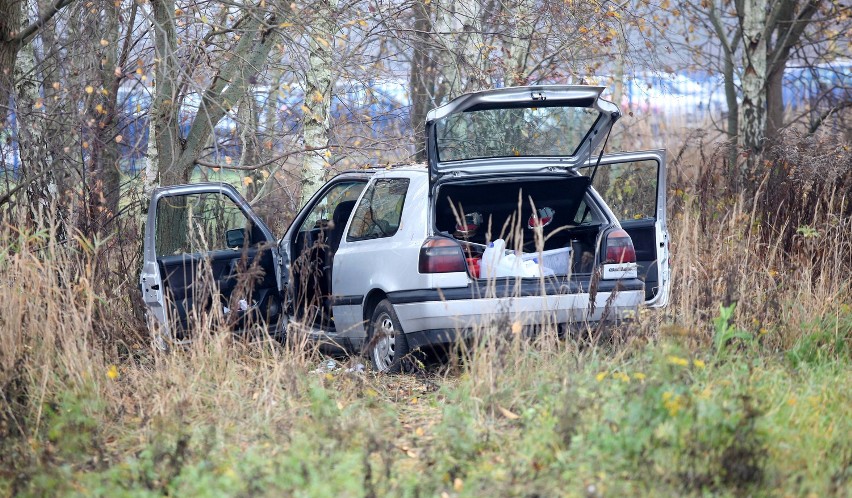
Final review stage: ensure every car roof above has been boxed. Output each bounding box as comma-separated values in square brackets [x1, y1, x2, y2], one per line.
[335, 162, 428, 177]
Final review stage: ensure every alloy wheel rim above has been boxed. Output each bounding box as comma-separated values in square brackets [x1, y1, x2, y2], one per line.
[372, 312, 396, 371]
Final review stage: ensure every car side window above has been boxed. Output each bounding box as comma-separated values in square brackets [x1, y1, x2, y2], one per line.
[347, 178, 410, 241]
[155, 192, 250, 257]
[573, 198, 604, 225]
[589, 159, 659, 221]
[297, 181, 367, 233]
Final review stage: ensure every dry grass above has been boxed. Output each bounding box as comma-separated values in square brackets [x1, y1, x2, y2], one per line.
[1, 130, 851, 496]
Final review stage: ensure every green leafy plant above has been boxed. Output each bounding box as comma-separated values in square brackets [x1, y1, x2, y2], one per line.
[796, 225, 820, 239]
[713, 303, 754, 358]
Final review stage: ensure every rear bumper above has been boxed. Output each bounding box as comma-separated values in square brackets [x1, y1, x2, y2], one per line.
[388, 278, 645, 339]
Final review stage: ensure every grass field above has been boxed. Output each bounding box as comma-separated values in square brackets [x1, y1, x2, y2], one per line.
[1, 140, 850, 497]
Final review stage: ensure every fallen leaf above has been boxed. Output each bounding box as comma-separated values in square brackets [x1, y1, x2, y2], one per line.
[498, 405, 520, 420]
[453, 477, 464, 491]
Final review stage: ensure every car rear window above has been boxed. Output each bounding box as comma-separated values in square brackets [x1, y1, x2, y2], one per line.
[435, 106, 601, 162]
[347, 178, 410, 241]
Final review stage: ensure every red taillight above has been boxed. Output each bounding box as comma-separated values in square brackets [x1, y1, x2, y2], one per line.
[419, 237, 466, 273]
[605, 229, 636, 263]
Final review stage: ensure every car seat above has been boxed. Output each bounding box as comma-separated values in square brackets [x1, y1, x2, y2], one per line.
[322, 200, 358, 316]
[327, 200, 358, 257]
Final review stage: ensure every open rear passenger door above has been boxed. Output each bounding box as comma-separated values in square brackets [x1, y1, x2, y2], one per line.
[140, 183, 282, 342]
[578, 150, 670, 307]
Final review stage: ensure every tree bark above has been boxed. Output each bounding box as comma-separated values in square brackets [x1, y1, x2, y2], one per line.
[456, 0, 489, 91]
[765, 64, 785, 143]
[0, 0, 76, 121]
[503, 0, 534, 88]
[150, 0, 182, 186]
[300, 0, 338, 205]
[707, 1, 740, 147]
[610, 29, 626, 151]
[433, 0, 462, 101]
[87, 0, 124, 233]
[764, 0, 820, 143]
[15, 32, 54, 224]
[409, 0, 435, 162]
[738, 0, 768, 172]
[0, 0, 23, 116]
[149, 0, 276, 187]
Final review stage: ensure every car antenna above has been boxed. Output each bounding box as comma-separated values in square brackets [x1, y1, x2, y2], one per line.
[589, 122, 614, 184]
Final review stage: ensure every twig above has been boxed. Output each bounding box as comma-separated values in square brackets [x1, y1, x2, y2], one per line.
[194, 146, 327, 171]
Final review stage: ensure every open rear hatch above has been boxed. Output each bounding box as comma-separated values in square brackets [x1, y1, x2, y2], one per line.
[425, 85, 620, 181]
[426, 85, 621, 278]
[424, 86, 669, 306]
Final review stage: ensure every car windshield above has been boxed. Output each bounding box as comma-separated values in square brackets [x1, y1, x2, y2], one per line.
[434, 106, 601, 162]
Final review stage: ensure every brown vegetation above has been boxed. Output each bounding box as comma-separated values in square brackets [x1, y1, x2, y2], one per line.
[1, 126, 850, 495]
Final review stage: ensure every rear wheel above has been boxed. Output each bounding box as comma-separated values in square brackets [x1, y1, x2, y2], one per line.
[368, 299, 410, 373]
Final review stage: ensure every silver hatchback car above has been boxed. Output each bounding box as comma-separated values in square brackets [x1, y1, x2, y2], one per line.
[140, 85, 670, 371]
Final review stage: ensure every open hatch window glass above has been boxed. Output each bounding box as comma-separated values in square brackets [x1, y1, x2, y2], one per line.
[435, 106, 601, 162]
[587, 159, 659, 222]
[347, 178, 410, 241]
[155, 192, 250, 257]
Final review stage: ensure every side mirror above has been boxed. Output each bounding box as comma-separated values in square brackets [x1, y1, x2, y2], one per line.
[226, 228, 246, 248]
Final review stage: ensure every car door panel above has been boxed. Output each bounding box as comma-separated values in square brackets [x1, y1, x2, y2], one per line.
[332, 175, 430, 346]
[157, 246, 279, 327]
[278, 178, 369, 329]
[578, 150, 670, 307]
[619, 220, 658, 300]
[140, 183, 280, 340]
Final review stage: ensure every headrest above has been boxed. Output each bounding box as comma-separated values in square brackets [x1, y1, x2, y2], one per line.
[332, 200, 358, 225]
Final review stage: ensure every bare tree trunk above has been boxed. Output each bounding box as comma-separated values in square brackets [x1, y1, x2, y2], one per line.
[722, 54, 739, 141]
[610, 30, 626, 151]
[144, 94, 158, 193]
[765, 64, 785, 143]
[409, 0, 435, 162]
[145, 0, 276, 255]
[457, 0, 489, 91]
[2, 0, 64, 227]
[503, 0, 533, 88]
[0, 0, 23, 117]
[15, 33, 56, 225]
[434, 0, 463, 100]
[0, 0, 76, 121]
[237, 94, 262, 200]
[88, 0, 124, 233]
[763, 0, 820, 143]
[149, 0, 276, 188]
[150, 0, 182, 186]
[738, 0, 767, 172]
[707, 2, 740, 150]
[300, 0, 338, 205]
[32, 0, 72, 207]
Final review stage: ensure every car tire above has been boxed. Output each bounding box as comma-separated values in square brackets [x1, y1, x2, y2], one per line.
[271, 312, 289, 344]
[367, 299, 410, 373]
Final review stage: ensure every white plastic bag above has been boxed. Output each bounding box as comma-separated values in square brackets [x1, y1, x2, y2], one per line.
[481, 238, 507, 278]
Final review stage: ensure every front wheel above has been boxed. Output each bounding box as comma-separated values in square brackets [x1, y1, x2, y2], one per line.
[367, 299, 410, 373]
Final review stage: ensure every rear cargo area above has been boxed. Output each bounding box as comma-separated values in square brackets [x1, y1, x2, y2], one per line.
[434, 176, 602, 276]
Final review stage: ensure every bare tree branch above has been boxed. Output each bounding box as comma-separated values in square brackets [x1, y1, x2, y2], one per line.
[808, 101, 852, 135]
[194, 146, 328, 171]
[10, 0, 76, 44]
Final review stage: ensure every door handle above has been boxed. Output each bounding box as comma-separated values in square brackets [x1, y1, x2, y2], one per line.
[150, 284, 160, 290]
